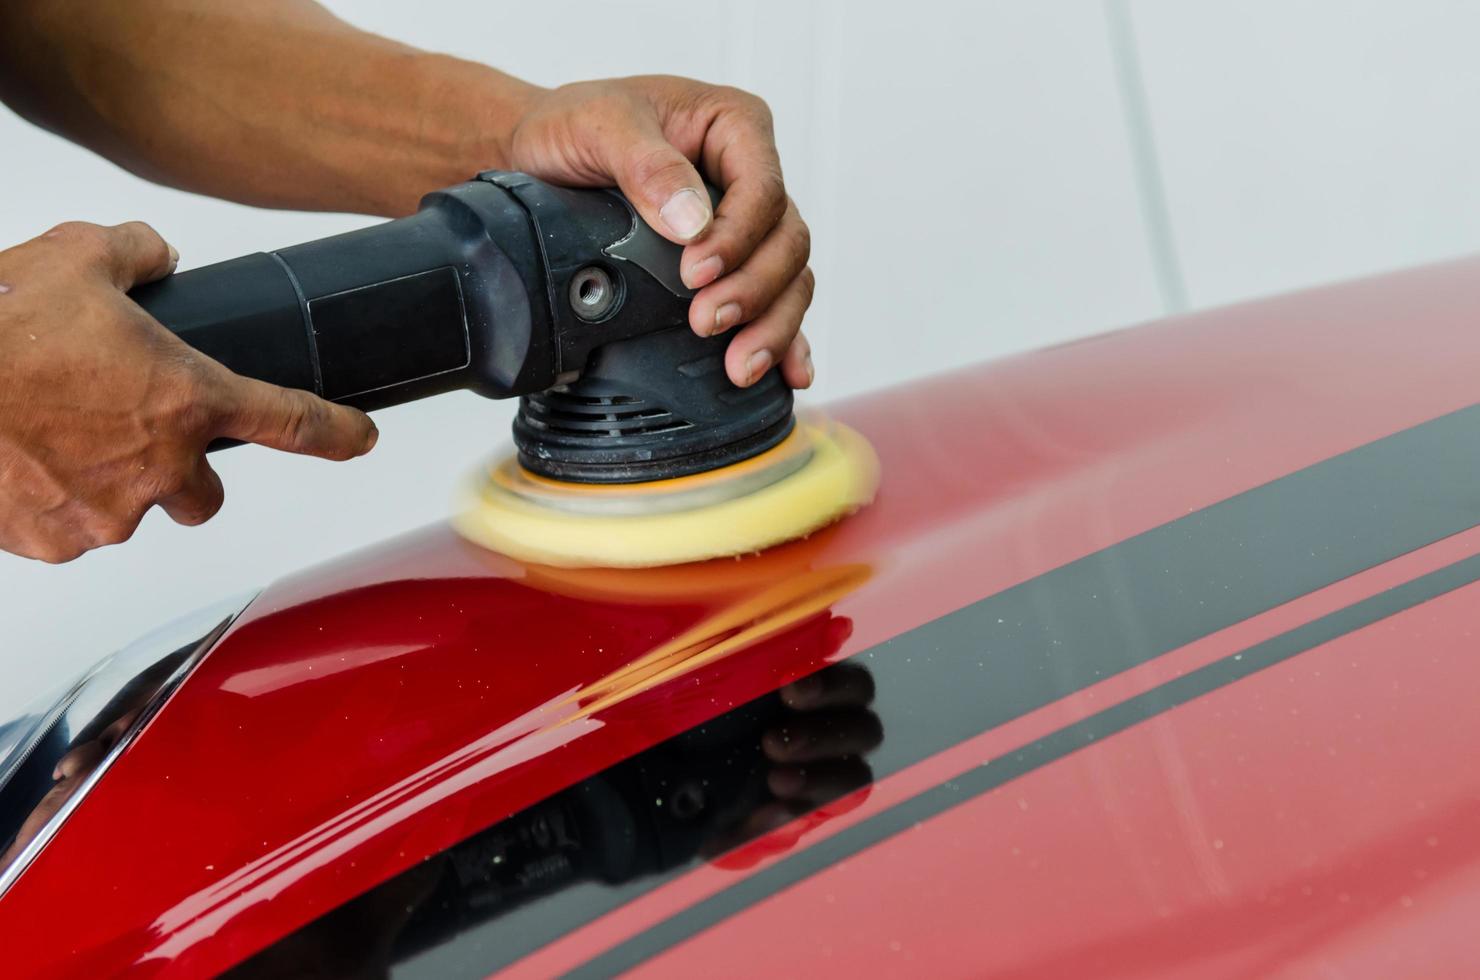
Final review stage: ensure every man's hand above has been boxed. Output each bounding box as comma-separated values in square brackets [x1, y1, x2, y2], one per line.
[0, 221, 378, 563]
[508, 76, 815, 391]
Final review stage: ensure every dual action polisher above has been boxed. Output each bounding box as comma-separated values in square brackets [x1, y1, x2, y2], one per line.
[128, 172, 878, 568]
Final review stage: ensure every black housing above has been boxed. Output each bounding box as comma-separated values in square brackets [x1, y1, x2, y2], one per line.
[128, 172, 793, 483]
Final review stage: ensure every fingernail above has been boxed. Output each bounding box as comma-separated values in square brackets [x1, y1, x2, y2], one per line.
[364, 426, 379, 453]
[659, 188, 711, 241]
[167, 245, 180, 270]
[804, 351, 815, 386]
[714, 302, 742, 334]
[745, 349, 773, 385]
[685, 254, 723, 289]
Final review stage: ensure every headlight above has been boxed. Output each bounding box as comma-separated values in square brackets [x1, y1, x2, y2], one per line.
[0, 592, 256, 897]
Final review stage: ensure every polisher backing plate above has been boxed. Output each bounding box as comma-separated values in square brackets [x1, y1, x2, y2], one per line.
[453, 416, 879, 568]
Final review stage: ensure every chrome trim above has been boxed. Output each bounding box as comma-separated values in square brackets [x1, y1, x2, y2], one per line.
[0, 592, 257, 899]
[0, 660, 110, 797]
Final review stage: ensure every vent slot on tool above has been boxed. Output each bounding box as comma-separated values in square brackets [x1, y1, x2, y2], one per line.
[521, 391, 692, 438]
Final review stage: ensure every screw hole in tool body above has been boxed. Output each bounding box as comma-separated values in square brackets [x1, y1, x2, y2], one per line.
[569, 266, 618, 321]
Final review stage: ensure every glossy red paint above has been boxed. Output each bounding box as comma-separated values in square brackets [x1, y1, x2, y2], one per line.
[644, 567, 1480, 979]
[7, 259, 1480, 975]
[509, 518, 1480, 978]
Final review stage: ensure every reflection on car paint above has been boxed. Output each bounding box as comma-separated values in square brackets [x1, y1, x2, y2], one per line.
[558, 563, 870, 722]
[0, 594, 254, 896]
[230, 639, 879, 978]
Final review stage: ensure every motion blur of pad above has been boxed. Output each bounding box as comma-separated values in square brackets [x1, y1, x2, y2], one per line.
[453, 417, 880, 568]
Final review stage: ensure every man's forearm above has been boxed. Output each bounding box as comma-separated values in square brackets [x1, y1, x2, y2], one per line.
[0, 0, 540, 215]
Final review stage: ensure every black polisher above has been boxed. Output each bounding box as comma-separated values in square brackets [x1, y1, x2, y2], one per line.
[128, 171, 793, 484]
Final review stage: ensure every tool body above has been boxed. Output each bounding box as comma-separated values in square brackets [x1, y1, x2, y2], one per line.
[130, 172, 792, 483]
[131, 172, 878, 567]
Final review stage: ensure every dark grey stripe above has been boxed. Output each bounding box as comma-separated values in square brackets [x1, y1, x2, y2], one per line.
[572, 551, 1480, 977]
[757, 401, 1480, 797]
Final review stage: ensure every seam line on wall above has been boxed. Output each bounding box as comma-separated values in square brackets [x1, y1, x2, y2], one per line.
[1105, 0, 1190, 314]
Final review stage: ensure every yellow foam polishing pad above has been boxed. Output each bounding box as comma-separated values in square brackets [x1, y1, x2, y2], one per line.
[453, 417, 879, 569]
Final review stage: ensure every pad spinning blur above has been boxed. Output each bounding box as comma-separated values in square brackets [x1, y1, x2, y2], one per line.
[454, 416, 879, 568]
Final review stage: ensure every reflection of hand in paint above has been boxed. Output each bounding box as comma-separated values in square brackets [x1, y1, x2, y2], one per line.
[0, 706, 143, 873]
[223, 859, 440, 980]
[706, 660, 882, 867]
[227, 620, 884, 973]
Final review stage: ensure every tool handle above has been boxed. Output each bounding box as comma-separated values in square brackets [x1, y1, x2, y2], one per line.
[129, 207, 479, 419]
[129, 252, 318, 399]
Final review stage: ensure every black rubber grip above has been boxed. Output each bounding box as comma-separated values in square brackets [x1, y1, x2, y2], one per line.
[129, 252, 316, 395]
[127, 205, 485, 452]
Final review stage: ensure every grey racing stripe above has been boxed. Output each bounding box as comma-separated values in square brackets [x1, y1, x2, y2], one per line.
[571, 550, 1480, 977]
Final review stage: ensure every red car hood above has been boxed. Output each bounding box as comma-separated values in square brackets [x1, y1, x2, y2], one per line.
[9, 259, 1480, 977]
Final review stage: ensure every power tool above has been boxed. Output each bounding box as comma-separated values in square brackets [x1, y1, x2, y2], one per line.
[130, 172, 877, 567]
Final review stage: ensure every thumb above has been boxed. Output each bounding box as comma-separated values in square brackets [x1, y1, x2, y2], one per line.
[602, 113, 712, 244]
[100, 221, 179, 289]
[217, 375, 378, 461]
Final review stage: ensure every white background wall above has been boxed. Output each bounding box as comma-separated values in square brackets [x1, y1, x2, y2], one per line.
[5, 0, 1480, 715]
